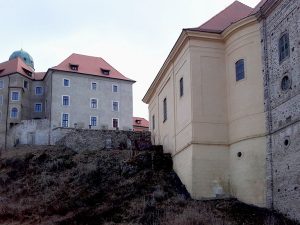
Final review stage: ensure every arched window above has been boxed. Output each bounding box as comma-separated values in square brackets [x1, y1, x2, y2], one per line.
[235, 59, 245, 81]
[11, 108, 18, 118]
[279, 33, 290, 62]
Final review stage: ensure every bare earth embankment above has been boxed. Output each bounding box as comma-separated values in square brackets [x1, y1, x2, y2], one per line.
[0, 146, 298, 225]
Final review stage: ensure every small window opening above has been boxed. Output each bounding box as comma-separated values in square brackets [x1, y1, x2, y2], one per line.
[281, 76, 291, 91]
[69, 63, 79, 71]
[237, 152, 242, 158]
[101, 69, 110, 75]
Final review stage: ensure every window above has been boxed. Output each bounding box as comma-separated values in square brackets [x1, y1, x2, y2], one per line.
[62, 96, 70, 106]
[152, 115, 155, 130]
[11, 107, 18, 118]
[0, 96, 3, 105]
[90, 116, 97, 127]
[91, 82, 97, 90]
[279, 33, 290, 62]
[0, 80, 3, 89]
[63, 78, 70, 87]
[62, 113, 69, 127]
[34, 103, 42, 112]
[11, 91, 20, 101]
[35, 86, 43, 95]
[179, 77, 184, 97]
[281, 76, 291, 91]
[69, 64, 79, 71]
[23, 80, 28, 89]
[101, 69, 110, 75]
[163, 98, 167, 122]
[112, 101, 119, 111]
[112, 85, 118, 93]
[112, 118, 119, 128]
[91, 99, 98, 108]
[235, 59, 245, 81]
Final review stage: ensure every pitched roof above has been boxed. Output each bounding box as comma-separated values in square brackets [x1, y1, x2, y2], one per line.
[186, 1, 254, 33]
[133, 117, 149, 128]
[251, 0, 268, 14]
[51, 53, 135, 82]
[0, 57, 45, 80]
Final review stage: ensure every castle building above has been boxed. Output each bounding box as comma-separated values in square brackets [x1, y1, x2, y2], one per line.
[143, 0, 300, 221]
[0, 51, 135, 149]
[143, 0, 267, 207]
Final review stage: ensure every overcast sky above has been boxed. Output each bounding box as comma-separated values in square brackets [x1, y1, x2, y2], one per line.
[0, 0, 261, 119]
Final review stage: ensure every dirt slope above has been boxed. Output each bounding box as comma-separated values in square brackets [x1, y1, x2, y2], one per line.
[0, 146, 298, 225]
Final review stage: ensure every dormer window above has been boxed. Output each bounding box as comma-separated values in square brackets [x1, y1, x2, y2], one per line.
[101, 68, 110, 75]
[22, 68, 32, 77]
[69, 63, 79, 71]
[136, 120, 141, 124]
[0, 69, 4, 74]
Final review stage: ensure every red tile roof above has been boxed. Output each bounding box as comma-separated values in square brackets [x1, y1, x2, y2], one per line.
[0, 58, 46, 80]
[34, 72, 46, 81]
[133, 117, 149, 128]
[51, 53, 135, 82]
[186, 1, 254, 34]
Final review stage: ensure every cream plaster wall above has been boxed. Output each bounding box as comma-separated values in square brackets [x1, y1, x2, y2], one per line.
[146, 19, 267, 207]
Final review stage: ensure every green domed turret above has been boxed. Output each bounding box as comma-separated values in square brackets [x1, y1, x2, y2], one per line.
[9, 49, 34, 70]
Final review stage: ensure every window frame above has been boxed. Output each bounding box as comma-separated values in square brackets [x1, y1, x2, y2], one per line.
[62, 95, 70, 106]
[90, 98, 98, 109]
[90, 116, 97, 127]
[163, 98, 167, 122]
[179, 77, 184, 97]
[35, 86, 43, 95]
[10, 107, 18, 118]
[279, 33, 290, 63]
[0, 95, 3, 105]
[34, 103, 43, 113]
[152, 115, 155, 130]
[112, 101, 119, 112]
[112, 118, 119, 128]
[91, 82, 97, 90]
[0, 80, 3, 89]
[23, 80, 29, 89]
[235, 59, 245, 82]
[63, 78, 70, 87]
[11, 91, 20, 101]
[112, 84, 118, 93]
[61, 113, 69, 128]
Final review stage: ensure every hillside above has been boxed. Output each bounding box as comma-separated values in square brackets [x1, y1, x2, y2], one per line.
[0, 146, 298, 225]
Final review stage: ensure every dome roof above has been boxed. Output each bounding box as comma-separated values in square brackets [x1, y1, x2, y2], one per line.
[9, 49, 34, 70]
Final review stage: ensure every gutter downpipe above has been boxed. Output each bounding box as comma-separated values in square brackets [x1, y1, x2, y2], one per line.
[262, 13, 274, 209]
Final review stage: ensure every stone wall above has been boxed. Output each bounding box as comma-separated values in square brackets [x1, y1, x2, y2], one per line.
[261, 0, 300, 221]
[6, 119, 50, 148]
[56, 129, 152, 152]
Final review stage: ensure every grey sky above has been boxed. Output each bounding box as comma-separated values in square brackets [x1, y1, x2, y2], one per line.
[0, 0, 260, 119]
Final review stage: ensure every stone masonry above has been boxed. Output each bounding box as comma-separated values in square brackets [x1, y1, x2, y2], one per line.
[261, 0, 300, 221]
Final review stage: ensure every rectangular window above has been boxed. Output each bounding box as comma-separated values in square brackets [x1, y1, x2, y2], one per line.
[34, 103, 42, 112]
[152, 115, 155, 130]
[163, 98, 167, 122]
[11, 108, 18, 118]
[35, 86, 43, 95]
[112, 118, 119, 128]
[179, 77, 184, 97]
[23, 80, 28, 89]
[62, 113, 69, 128]
[0, 95, 3, 105]
[62, 95, 70, 106]
[91, 82, 97, 90]
[112, 85, 118, 93]
[91, 98, 98, 108]
[235, 59, 245, 81]
[63, 78, 70, 87]
[90, 116, 97, 126]
[11, 91, 20, 101]
[0, 80, 3, 89]
[279, 33, 290, 62]
[112, 101, 119, 111]
[101, 69, 110, 75]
